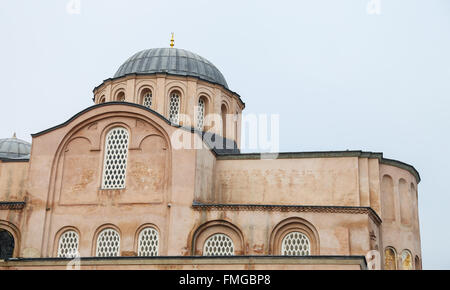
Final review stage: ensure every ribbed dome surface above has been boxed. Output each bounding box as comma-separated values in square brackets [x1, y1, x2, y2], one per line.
[0, 136, 31, 159]
[114, 48, 229, 89]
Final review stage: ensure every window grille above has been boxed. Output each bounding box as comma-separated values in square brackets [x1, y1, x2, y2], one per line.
[168, 93, 180, 124]
[143, 92, 152, 108]
[102, 127, 129, 189]
[196, 98, 205, 131]
[57, 231, 79, 258]
[137, 227, 159, 256]
[96, 228, 120, 257]
[281, 232, 311, 256]
[203, 234, 234, 256]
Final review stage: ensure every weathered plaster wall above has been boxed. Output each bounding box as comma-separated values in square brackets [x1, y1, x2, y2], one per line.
[213, 157, 362, 207]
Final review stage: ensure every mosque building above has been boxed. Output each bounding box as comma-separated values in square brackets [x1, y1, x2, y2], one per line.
[0, 38, 422, 270]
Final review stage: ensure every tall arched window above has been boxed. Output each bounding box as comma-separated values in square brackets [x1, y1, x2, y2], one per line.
[281, 232, 311, 256]
[401, 250, 413, 270]
[96, 228, 120, 257]
[196, 98, 205, 131]
[102, 127, 129, 189]
[221, 104, 228, 138]
[203, 234, 234, 256]
[57, 230, 79, 258]
[0, 229, 14, 259]
[142, 90, 152, 109]
[384, 247, 397, 270]
[168, 92, 180, 124]
[137, 227, 159, 257]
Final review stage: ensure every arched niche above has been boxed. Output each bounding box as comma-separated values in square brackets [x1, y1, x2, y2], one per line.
[399, 179, 412, 225]
[381, 175, 395, 222]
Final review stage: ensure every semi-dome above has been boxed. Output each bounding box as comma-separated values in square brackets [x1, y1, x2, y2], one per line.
[114, 48, 229, 89]
[0, 134, 31, 159]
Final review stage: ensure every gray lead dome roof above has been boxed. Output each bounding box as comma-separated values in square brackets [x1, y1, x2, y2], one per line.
[0, 136, 31, 159]
[114, 48, 229, 89]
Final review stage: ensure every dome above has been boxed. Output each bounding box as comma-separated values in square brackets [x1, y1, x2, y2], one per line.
[114, 48, 229, 89]
[0, 134, 31, 159]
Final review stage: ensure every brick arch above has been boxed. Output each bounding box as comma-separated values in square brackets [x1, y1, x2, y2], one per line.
[0, 220, 20, 258]
[269, 217, 320, 255]
[191, 220, 245, 256]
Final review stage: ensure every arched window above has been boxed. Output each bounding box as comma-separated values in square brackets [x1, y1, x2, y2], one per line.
[0, 229, 14, 260]
[384, 247, 397, 270]
[270, 217, 319, 255]
[281, 232, 311, 256]
[196, 98, 206, 131]
[102, 127, 129, 189]
[137, 227, 159, 257]
[221, 104, 228, 138]
[96, 228, 120, 257]
[142, 90, 152, 109]
[401, 250, 413, 270]
[203, 234, 234, 256]
[99, 96, 106, 104]
[168, 92, 180, 124]
[415, 255, 421, 270]
[57, 230, 79, 258]
[116, 91, 125, 102]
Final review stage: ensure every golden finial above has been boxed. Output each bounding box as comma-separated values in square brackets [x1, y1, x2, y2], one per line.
[170, 32, 174, 48]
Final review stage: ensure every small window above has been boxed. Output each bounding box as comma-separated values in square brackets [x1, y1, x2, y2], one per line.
[137, 227, 159, 257]
[99, 96, 106, 103]
[415, 255, 421, 270]
[142, 91, 152, 109]
[57, 230, 79, 258]
[203, 233, 234, 256]
[117, 91, 125, 102]
[168, 92, 180, 124]
[101, 127, 129, 189]
[96, 228, 120, 257]
[281, 232, 310, 256]
[196, 98, 205, 131]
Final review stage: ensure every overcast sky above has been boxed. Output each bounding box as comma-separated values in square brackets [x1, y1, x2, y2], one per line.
[1, 0, 449, 269]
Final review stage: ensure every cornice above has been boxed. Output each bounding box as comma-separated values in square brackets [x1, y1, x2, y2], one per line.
[192, 202, 383, 225]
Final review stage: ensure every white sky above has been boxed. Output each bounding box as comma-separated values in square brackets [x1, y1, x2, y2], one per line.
[0, 0, 449, 269]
